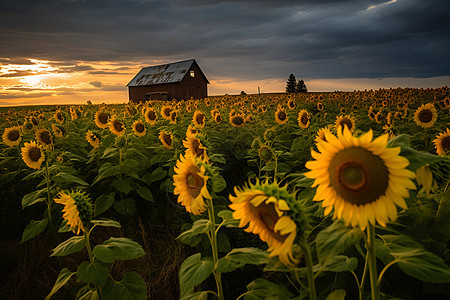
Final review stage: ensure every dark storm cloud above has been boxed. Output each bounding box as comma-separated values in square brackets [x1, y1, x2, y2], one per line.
[0, 0, 448, 80]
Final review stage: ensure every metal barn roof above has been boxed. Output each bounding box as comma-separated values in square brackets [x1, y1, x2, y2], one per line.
[127, 59, 207, 87]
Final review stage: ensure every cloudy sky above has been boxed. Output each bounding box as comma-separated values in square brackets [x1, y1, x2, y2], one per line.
[0, 0, 449, 106]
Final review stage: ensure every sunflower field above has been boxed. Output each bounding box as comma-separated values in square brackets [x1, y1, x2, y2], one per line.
[1, 87, 450, 300]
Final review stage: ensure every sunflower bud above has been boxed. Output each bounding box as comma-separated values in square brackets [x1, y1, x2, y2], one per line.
[258, 145, 273, 162]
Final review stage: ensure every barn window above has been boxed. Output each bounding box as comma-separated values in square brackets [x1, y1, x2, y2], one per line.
[190, 70, 195, 77]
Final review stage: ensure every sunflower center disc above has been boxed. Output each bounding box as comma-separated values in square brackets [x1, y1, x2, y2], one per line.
[135, 123, 144, 132]
[98, 113, 108, 124]
[329, 146, 388, 205]
[196, 114, 204, 124]
[418, 109, 432, 123]
[278, 111, 287, 121]
[163, 133, 172, 146]
[41, 132, 52, 144]
[216, 115, 222, 122]
[186, 173, 203, 198]
[8, 130, 19, 141]
[301, 113, 309, 125]
[29, 148, 41, 162]
[147, 111, 156, 120]
[164, 108, 171, 117]
[256, 202, 286, 242]
[233, 116, 244, 125]
[192, 139, 204, 157]
[114, 121, 123, 132]
[442, 136, 450, 150]
[339, 118, 352, 131]
[57, 113, 63, 121]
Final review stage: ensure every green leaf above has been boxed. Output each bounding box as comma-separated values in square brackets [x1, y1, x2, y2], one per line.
[243, 278, 293, 300]
[77, 260, 110, 286]
[387, 134, 410, 148]
[114, 198, 136, 216]
[93, 237, 145, 263]
[95, 192, 115, 216]
[211, 174, 226, 193]
[379, 235, 450, 283]
[321, 255, 358, 273]
[21, 188, 47, 208]
[101, 147, 118, 159]
[45, 268, 76, 300]
[53, 172, 88, 186]
[217, 209, 240, 228]
[216, 231, 231, 253]
[102, 271, 147, 300]
[176, 219, 213, 247]
[147, 167, 167, 184]
[325, 289, 346, 300]
[209, 154, 226, 164]
[91, 219, 121, 228]
[58, 220, 72, 233]
[215, 247, 269, 273]
[121, 158, 140, 169]
[113, 178, 133, 194]
[180, 290, 208, 300]
[51, 236, 86, 257]
[399, 146, 443, 171]
[136, 185, 153, 201]
[316, 220, 362, 265]
[179, 253, 214, 298]
[21, 218, 48, 242]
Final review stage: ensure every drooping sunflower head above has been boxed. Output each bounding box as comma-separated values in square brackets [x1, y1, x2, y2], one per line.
[94, 110, 109, 129]
[109, 117, 126, 136]
[183, 132, 209, 161]
[54, 110, 65, 123]
[305, 127, 416, 229]
[132, 119, 146, 137]
[297, 109, 310, 129]
[230, 114, 245, 127]
[229, 179, 300, 266]
[433, 128, 450, 156]
[2, 126, 22, 147]
[275, 107, 288, 125]
[193, 110, 206, 128]
[173, 153, 211, 215]
[35, 128, 53, 148]
[159, 130, 173, 149]
[54, 190, 93, 235]
[414, 103, 437, 128]
[21, 141, 45, 169]
[145, 107, 158, 125]
[161, 105, 173, 120]
[335, 115, 355, 133]
[52, 124, 64, 138]
[258, 145, 273, 162]
[86, 130, 100, 147]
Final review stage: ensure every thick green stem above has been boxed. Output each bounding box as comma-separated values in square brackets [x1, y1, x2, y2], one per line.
[367, 224, 380, 300]
[298, 237, 317, 300]
[207, 199, 224, 300]
[45, 159, 52, 227]
[84, 231, 103, 300]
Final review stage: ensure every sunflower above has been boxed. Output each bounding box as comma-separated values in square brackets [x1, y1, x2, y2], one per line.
[230, 114, 245, 127]
[433, 128, 450, 156]
[86, 130, 100, 147]
[335, 115, 355, 133]
[2, 126, 22, 147]
[21, 141, 45, 169]
[54, 190, 93, 235]
[173, 154, 211, 215]
[35, 128, 53, 149]
[287, 99, 296, 110]
[186, 125, 198, 136]
[214, 113, 222, 124]
[229, 180, 298, 266]
[258, 145, 273, 162]
[54, 110, 65, 123]
[193, 110, 206, 128]
[144, 107, 158, 125]
[257, 105, 267, 113]
[183, 133, 209, 161]
[374, 111, 384, 124]
[315, 127, 332, 145]
[170, 110, 178, 124]
[305, 127, 416, 229]
[94, 111, 109, 129]
[317, 102, 324, 112]
[52, 124, 64, 138]
[297, 109, 310, 129]
[161, 105, 172, 120]
[132, 120, 146, 137]
[159, 130, 173, 149]
[210, 108, 220, 118]
[109, 118, 126, 136]
[414, 103, 437, 128]
[275, 106, 288, 125]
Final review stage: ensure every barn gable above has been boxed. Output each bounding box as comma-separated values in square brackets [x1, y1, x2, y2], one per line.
[127, 59, 209, 102]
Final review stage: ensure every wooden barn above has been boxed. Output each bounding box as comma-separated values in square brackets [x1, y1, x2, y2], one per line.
[127, 59, 209, 102]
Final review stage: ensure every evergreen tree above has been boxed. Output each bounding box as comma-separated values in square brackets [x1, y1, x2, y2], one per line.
[286, 74, 297, 93]
[296, 79, 308, 93]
